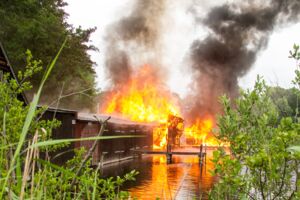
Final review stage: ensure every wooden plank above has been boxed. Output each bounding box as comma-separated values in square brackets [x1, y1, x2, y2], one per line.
[131, 149, 205, 156]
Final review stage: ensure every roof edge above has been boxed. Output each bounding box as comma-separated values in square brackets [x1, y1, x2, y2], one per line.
[0, 42, 29, 104]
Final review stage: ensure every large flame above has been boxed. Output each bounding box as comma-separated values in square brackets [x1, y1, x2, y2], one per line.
[153, 123, 168, 149]
[184, 116, 216, 146]
[100, 65, 180, 149]
[102, 65, 180, 123]
[184, 116, 229, 146]
[100, 64, 221, 148]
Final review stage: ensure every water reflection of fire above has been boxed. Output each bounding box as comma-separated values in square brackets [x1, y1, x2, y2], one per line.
[100, 64, 221, 148]
[128, 154, 216, 199]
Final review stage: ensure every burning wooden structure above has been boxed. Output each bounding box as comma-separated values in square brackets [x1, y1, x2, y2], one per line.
[98, 64, 217, 148]
[167, 114, 184, 147]
[0, 41, 217, 167]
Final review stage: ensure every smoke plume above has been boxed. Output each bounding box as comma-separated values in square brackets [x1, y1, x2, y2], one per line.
[104, 0, 167, 88]
[186, 0, 300, 121]
[103, 0, 300, 123]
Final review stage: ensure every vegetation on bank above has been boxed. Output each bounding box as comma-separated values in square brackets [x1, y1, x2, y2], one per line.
[0, 42, 138, 199]
[209, 45, 300, 199]
[0, 0, 97, 111]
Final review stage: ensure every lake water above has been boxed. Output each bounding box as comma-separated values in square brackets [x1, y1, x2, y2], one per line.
[102, 148, 217, 200]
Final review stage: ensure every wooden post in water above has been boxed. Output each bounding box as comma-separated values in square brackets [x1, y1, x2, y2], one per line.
[200, 159, 204, 177]
[199, 144, 203, 165]
[167, 144, 172, 164]
[204, 144, 207, 164]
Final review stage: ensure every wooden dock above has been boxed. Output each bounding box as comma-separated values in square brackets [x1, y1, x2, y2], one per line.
[131, 150, 204, 155]
[132, 145, 207, 164]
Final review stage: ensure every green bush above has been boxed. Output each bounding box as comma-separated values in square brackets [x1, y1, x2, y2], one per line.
[209, 46, 300, 199]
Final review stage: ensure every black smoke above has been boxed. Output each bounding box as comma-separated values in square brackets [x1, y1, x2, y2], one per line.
[186, 0, 300, 121]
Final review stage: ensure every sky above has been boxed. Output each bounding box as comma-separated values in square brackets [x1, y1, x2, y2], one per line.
[64, 0, 300, 97]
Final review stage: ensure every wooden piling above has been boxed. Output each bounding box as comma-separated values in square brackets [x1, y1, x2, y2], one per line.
[167, 144, 172, 164]
[199, 144, 203, 165]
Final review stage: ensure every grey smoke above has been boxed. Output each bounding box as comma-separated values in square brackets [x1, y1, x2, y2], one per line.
[186, 0, 300, 121]
[104, 0, 166, 88]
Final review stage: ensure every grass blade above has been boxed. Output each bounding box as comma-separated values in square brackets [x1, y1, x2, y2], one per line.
[0, 39, 67, 199]
[30, 135, 144, 148]
[16, 157, 22, 192]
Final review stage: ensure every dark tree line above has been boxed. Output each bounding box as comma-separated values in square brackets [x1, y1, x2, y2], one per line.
[0, 0, 97, 111]
[268, 86, 300, 120]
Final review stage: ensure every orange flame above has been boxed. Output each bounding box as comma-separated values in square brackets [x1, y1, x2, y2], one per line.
[100, 64, 222, 148]
[184, 116, 227, 146]
[100, 65, 181, 149]
[184, 117, 213, 145]
[102, 65, 180, 124]
[153, 124, 168, 149]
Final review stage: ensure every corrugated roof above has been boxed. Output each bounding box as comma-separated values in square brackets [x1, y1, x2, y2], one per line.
[39, 106, 78, 114]
[77, 112, 158, 126]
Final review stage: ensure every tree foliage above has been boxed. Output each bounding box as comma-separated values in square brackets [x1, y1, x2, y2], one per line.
[0, 0, 97, 111]
[268, 87, 299, 120]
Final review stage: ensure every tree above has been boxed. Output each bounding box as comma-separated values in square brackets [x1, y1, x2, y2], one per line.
[0, 0, 97, 111]
[268, 87, 299, 120]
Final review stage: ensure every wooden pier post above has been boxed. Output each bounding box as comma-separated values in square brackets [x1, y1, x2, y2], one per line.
[204, 144, 207, 164]
[199, 144, 203, 165]
[167, 144, 172, 164]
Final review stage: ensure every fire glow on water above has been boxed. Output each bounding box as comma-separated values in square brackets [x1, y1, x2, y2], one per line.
[101, 64, 219, 149]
